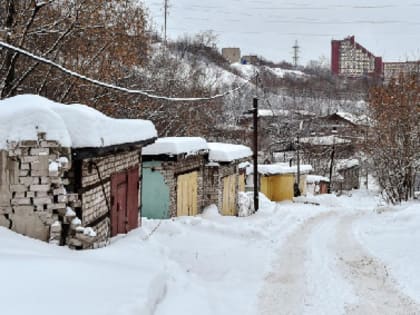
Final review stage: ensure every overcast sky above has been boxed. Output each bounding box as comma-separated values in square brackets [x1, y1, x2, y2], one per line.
[145, 0, 420, 66]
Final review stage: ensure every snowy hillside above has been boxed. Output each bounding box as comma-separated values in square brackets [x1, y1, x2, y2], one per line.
[231, 62, 306, 80]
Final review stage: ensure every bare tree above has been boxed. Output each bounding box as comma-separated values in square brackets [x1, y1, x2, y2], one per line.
[0, 0, 150, 108]
[367, 74, 420, 203]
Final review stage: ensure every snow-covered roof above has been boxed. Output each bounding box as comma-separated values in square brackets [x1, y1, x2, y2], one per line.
[254, 109, 315, 118]
[335, 159, 360, 171]
[300, 135, 351, 146]
[306, 175, 330, 183]
[0, 94, 157, 149]
[142, 137, 208, 156]
[335, 112, 371, 126]
[250, 163, 312, 175]
[208, 143, 252, 162]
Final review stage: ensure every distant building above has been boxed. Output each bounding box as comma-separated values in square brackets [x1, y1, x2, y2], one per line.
[383, 61, 420, 82]
[241, 55, 258, 65]
[331, 35, 383, 78]
[222, 47, 241, 64]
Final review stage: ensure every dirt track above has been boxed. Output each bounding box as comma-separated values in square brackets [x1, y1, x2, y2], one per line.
[258, 211, 420, 315]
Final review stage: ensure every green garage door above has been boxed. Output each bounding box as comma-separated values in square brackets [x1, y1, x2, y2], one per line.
[141, 162, 170, 219]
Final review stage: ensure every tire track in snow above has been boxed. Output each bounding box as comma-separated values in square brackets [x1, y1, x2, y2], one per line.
[258, 211, 338, 315]
[336, 214, 420, 315]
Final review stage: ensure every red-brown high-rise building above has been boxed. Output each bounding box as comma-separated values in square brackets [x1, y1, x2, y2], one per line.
[331, 36, 383, 78]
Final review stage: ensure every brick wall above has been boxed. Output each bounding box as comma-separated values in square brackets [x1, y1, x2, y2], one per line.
[204, 158, 250, 213]
[145, 154, 206, 217]
[78, 150, 140, 247]
[0, 132, 142, 249]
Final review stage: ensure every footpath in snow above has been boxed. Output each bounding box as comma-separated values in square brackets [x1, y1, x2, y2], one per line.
[1, 190, 420, 315]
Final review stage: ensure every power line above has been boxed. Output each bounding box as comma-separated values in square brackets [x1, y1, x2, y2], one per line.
[0, 40, 250, 102]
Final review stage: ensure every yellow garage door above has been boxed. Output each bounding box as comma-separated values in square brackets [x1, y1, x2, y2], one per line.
[272, 174, 294, 201]
[222, 174, 237, 216]
[260, 176, 273, 200]
[238, 173, 246, 192]
[261, 174, 295, 201]
[176, 171, 198, 216]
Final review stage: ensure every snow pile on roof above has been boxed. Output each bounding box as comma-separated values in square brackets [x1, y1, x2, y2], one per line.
[142, 137, 208, 156]
[300, 135, 351, 146]
[251, 163, 312, 175]
[336, 159, 360, 171]
[208, 143, 252, 162]
[0, 94, 157, 149]
[252, 109, 315, 118]
[335, 111, 371, 126]
[306, 175, 330, 183]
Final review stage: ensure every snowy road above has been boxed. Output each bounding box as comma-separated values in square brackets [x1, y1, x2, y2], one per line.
[258, 210, 420, 315]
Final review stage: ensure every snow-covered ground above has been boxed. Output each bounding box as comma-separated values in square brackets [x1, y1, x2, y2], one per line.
[1, 190, 420, 314]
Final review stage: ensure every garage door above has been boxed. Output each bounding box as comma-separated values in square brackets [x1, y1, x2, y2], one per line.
[176, 171, 198, 216]
[222, 174, 237, 216]
[110, 166, 139, 236]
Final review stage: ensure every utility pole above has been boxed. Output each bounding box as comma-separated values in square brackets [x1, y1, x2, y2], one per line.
[328, 137, 336, 193]
[295, 121, 303, 197]
[253, 97, 259, 212]
[164, 0, 169, 45]
[292, 40, 300, 69]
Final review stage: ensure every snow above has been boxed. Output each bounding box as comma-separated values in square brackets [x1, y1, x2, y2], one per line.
[335, 111, 372, 126]
[251, 163, 313, 175]
[1, 189, 420, 314]
[0, 94, 157, 149]
[207, 142, 252, 162]
[306, 175, 330, 183]
[142, 137, 208, 156]
[231, 63, 305, 80]
[256, 108, 315, 117]
[65, 207, 76, 217]
[48, 161, 59, 172]
[354, 201, 420, 304]
[300, 135, 351, 145]
[71, 217, 81, 226]
[336, 158, 360, 170]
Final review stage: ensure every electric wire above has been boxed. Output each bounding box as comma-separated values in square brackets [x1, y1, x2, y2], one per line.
[0, 40, 251, 102]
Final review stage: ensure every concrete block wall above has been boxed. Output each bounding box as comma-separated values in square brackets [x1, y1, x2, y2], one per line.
[0, 132, 80, 245]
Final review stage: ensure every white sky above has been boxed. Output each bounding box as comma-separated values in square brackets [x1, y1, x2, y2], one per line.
[145, 0, 420, 66]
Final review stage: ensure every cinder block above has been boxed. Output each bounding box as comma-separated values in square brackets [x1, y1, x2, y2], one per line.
[19, 170, 29, 177]
[53, 187, 66, 195]
[19, 177, 39, 185]
[40, 177, 50, 184]
[31, 169, 48, 177]
[30, 184, 50, 192]
[11, 198, 31, 205]
[19, 140, 38, 147]
[30, 148, 49, 156]
[40, 141, 59, 148]
[26, 191, 35, 198]
[13, 205, 35, 215]
[13, 192, 26, 199]
[47, 203, 66, 210]
[33, 197, 52, 205]
[10, 184, 28, 192]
